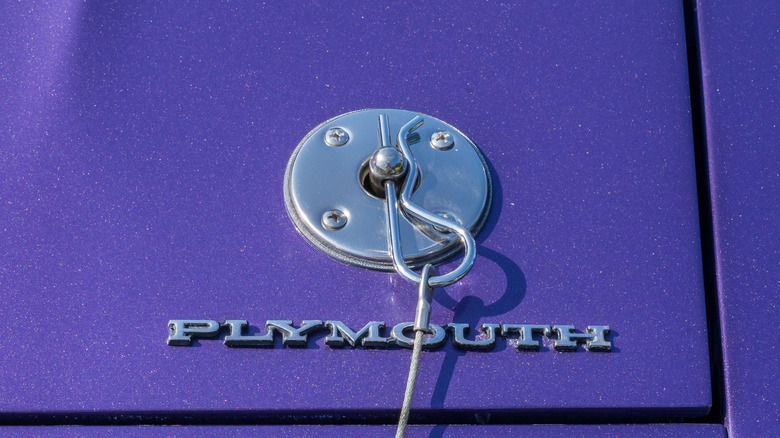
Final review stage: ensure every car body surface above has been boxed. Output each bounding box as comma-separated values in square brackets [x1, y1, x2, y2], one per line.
[1, 1, 777, 436]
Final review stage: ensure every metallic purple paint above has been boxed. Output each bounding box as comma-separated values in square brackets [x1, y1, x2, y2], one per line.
[1, 0, 715, 427]
[697, 1, 780, 436]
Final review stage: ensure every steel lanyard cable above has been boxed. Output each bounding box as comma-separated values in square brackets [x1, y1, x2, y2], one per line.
[397, 330, 424, 438]
[396, 264, 435, 438]
[376, 115, 477, 438]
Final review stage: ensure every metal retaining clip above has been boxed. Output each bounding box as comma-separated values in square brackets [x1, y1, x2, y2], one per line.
[367, 113, 478, 438]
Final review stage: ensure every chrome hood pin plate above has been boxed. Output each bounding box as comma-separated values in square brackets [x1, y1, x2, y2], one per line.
[284, 108, 492, 270]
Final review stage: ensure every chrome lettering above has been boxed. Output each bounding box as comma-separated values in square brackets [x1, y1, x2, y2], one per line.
[222, 320, 273, 347]
[324, 321, 390, 348]
[166, 320, 613, 352]
[552, 325, 612, 352]
[501, 324, 552, 351]
[447, 323, 501, 351]
[391, 322, 446, 349]
[265, 320, 324, 347]
[167, 319, 220, 346]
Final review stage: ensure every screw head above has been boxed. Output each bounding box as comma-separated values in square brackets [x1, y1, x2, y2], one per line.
[325, 127, 349, 147]
[322, 209, 347, 230]
[369, 147, 407, 181]
[430, 130, 454, 150]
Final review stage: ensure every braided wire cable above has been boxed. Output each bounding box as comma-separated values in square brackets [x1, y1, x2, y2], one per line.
[396, 330, 424, 438]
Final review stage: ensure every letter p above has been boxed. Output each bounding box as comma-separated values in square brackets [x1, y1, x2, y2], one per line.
[167, 320, 220, 346]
